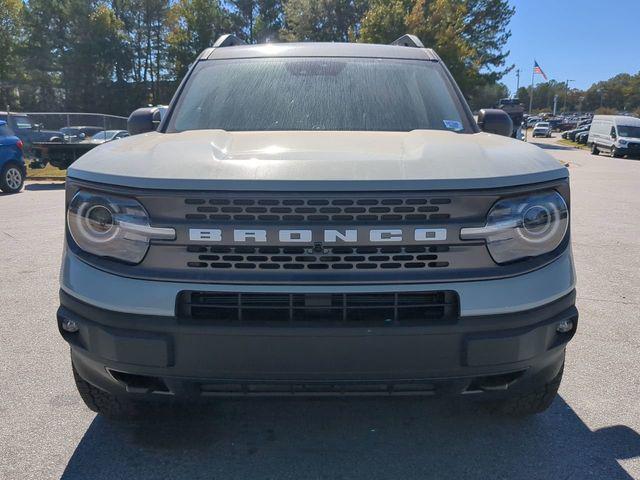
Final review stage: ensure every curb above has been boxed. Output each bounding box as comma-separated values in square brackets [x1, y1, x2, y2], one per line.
[26, 177, 66, 182]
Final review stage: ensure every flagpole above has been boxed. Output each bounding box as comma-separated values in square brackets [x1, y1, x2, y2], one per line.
[529, 60, 535, 114]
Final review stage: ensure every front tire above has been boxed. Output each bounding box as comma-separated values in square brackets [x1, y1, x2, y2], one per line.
[610, 147, 622, 158]
[0, 163, 24, 193]
[487, 364, 563, 416]
[72, 362, 147, 419]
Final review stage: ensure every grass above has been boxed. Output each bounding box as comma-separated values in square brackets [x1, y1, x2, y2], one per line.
[557, 138, 589, 150]
[25, 158, 66, 180]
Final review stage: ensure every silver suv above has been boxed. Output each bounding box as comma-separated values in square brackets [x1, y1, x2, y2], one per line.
[58, 35, 577, 417]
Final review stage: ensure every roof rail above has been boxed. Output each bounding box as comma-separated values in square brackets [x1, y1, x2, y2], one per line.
[213, 34, 246, 48]
[390, 34, 424, 48]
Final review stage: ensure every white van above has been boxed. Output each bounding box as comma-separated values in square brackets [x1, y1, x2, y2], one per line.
[588, 115, 640, 158]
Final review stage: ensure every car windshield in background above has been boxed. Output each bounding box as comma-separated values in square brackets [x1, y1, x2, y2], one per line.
[13, 115, 33, 130]
[168, 58, 471, 133]
[618, 125, 640, 138]
[91, 131, 111, 140]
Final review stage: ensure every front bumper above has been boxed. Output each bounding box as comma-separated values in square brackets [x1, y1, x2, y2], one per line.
[59, 288, 577, 399]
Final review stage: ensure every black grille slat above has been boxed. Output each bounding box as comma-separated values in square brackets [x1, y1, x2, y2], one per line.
[178, 291, 459, 326]
[186, 246, 453, 271]
[183, 195, 453, 223]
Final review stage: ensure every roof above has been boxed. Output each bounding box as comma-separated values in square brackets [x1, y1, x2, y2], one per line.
[593, 115, 640, 125]
[205, 42, 439, 61]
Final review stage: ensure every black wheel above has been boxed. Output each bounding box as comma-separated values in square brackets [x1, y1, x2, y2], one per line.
[486, 364, 563, 416]
[72, 362, 146, 419]
[590, 144, 599, 155]
[0, 163, 24, 193]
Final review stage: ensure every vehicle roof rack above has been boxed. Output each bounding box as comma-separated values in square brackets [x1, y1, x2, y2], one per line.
[213, 34, 246, 48]
[390, 34, 424, 48]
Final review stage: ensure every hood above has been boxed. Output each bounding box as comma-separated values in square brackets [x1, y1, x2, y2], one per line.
[68, 129, 567, 191]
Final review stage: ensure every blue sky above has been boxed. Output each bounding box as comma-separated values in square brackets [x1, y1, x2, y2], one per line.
[502, 0, 640, 93]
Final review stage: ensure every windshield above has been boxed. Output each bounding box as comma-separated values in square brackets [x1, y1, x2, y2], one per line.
[536, 123, 549, 127]
[91, 131, 114, 140]
[12, 115, 33, 130]
[617, 125, 640, 138]
[168, 57, 471, 133]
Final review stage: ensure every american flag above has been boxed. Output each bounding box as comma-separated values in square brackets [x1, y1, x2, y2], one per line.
[533, 60, 548, 80]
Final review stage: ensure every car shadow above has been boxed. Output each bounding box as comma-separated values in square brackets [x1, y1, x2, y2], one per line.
[24, 181, 65, 191]
[60, 395, 640, 479]
[529, 141, 578, 151]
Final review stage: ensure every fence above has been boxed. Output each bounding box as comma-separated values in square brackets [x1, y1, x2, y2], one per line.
[22, 112, 128, 132]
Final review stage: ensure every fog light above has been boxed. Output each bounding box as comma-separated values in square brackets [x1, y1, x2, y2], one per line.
[61, 318, 79, 333]
[556, 320, 573, 333]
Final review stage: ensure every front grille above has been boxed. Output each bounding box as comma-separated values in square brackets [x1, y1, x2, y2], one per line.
[183, 195, 453, 223]
[177, 291, 459, 326]
[185, 245, 451, 271]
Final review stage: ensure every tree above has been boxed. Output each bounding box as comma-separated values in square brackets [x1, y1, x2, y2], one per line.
[468, 82, 508, 111]
[167, 0, 234, 79]
[281, 0, 368, 42]
[0, 0, 24, 108]
[359, 0, 411, 44]
[360, 0, 514, 99]
[254, 0, 284, 42]
[61, 1, 126, 112]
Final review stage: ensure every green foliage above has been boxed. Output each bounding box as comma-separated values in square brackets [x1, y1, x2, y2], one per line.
[358, 0, 412, 43]
[467, 82, 509, 112]
[167, 0, 234, 78]
[0, 0, 24, 105]
[4, 0, 637, 118]
[281, 0, 368, 42]
[361, 0, 515, 100]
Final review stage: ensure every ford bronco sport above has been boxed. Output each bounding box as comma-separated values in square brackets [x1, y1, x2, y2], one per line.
[57, 34, 578, 418]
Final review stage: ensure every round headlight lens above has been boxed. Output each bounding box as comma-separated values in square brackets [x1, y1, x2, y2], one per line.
[80, 204, 116, 240]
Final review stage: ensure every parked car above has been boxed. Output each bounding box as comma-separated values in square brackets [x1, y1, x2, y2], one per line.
[0, 112, 63, 145]
[0, 120, 26, 194]
[57, 126, 106, 143]
[532, 122, 552, 138]
[84, 129, 129, 144]
[557, 122, 577, 132]
[60, 34, 577, 419]
[526, 116, 542, 128]
[588, 115, 640, 158]
[575, 131, 589, 144]
[547, 118, 564, 131]
[566, 125, 590, 141]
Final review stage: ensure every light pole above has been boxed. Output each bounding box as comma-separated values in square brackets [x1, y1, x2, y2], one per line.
[515, 69, 520, 94]
[563, 79, 574, 114]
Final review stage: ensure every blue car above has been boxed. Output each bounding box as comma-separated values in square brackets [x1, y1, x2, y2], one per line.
[0, 120, 26, 193]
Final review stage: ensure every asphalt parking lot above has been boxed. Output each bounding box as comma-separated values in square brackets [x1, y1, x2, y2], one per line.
[1, 135, 639, 480]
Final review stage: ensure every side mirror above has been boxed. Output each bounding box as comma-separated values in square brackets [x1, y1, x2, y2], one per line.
[128, 107, 161, 135]
[611, 131, 617, 139]
[477, 109, 513, 137]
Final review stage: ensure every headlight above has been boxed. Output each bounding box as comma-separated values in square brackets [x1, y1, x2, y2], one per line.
[618, 139, 628, 146]
[460, 190, 568, 264]
[67, 190, 175, 264]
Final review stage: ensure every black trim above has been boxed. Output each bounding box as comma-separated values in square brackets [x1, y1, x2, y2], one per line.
[63, 178, 571, 286]
[60, 289, 577, 399]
